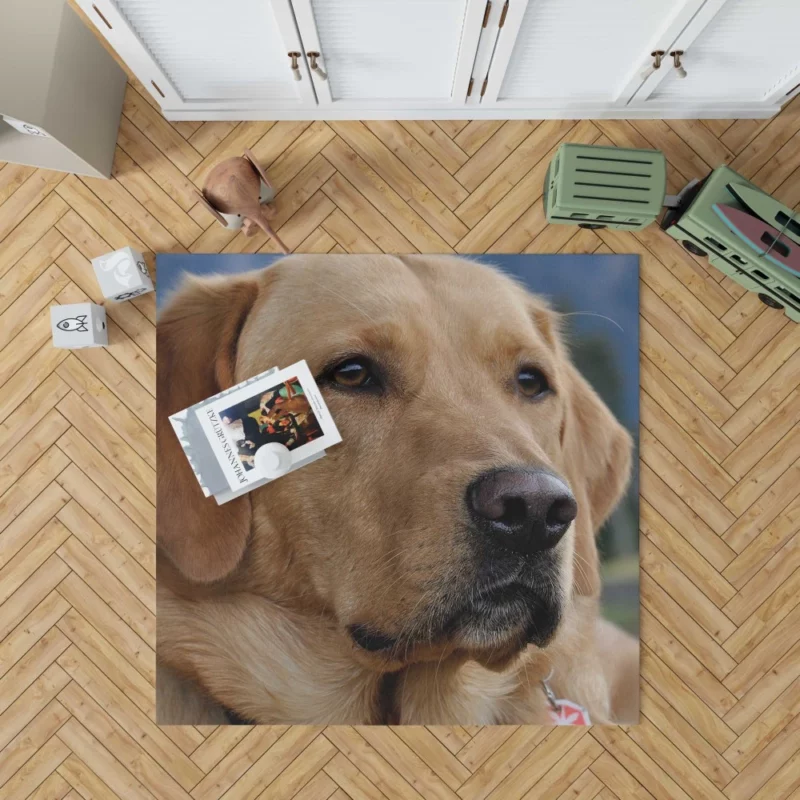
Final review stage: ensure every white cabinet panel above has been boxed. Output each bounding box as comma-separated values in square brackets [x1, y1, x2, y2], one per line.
[490, 0, 701, 106]
[77, 0, 315, 110]
[647, 0, 800, 103]
[77, 0, 792, 119]
[292, 0, 486, 107]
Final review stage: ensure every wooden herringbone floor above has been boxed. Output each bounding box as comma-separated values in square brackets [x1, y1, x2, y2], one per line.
[2, 69, 800, 798]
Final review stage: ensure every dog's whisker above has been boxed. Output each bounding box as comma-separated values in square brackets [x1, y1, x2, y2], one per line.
[560, 310, 624, 332]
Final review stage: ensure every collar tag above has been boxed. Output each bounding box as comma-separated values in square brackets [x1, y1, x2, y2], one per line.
[541, 676, 592, 725]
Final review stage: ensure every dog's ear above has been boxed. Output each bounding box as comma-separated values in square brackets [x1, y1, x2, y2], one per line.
[157, 273, 261, 583]
[561, 361, 632, 597]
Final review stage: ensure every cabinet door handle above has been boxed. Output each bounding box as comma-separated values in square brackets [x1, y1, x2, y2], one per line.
[640, 50, 664, 81]
[288, 52, 302, 81]
[670, 50, 687, 79]
[307, 52, 327, 81]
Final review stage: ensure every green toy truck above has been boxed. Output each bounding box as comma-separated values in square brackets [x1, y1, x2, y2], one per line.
[544, 142, 800, 322]
[660, 165, 800, 323]
[543, 143, 666, 231]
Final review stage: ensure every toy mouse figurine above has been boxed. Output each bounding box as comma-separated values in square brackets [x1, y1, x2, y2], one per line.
[196, 149, 289, 253]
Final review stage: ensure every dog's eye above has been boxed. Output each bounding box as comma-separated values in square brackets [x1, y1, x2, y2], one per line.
[328, 357, 378, 389]
[517, 367, 550, 399]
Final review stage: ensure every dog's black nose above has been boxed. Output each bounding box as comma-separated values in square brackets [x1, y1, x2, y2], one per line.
[467, 469, 577, 555]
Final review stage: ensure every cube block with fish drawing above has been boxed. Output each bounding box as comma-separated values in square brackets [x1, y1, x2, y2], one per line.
[50, 302, 108, 349]
[92, 246, 154, 301]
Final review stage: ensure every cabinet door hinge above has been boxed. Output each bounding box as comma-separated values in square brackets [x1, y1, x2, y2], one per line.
[499, 0, 509, 27]
[482, 0, 492, 27]
[467, 77, 474, 97]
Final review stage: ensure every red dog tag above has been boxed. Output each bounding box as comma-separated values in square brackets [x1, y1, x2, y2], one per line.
[542, 673, 592, 725]
[547, 697, 592, 725]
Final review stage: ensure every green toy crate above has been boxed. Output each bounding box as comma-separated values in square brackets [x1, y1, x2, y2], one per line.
[661, 165, 800, 322]
[544, 143, 666, 231]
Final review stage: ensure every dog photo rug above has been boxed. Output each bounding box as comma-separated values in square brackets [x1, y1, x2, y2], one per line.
[156, 253, 639, 726]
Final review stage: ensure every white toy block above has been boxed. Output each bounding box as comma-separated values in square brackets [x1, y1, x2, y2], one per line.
[51, 303, 107, 349]
[91, 246, 154, 302]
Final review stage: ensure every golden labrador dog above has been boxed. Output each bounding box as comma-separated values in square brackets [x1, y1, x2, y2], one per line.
[157, 255, 638, 725]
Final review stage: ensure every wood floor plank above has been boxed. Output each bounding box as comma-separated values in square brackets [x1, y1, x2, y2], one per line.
[57, 646, 203, 791]
[722, 460, 800, 553]
[454, 121, 539, 192]
[454, 122, 505, 156]
[264, 122, 335, 191]
[365, 120, 469, 210]
[400, 121, 469, 175]
[0, 373, 70, 465]
[55, 392, 154, 502]
[53, 406, 153, 521]
[641, 392, 735, 500]
[730, 97, 800, 179]
[0, 169, 65, 243]
[0, 264, 70, 351]
[122, 85, 202, 176]
[57, 499, 155, 610]
[723, 677, 800, 773]
[56, 716, 158, 800]
[0, 193, 69, 280]
[639, 682, 736, 790]
[454, 120, 575, 230]
[56, 571, 155, 683]
[641, 537, 736, 644]
[640, 429, 736, 536]
[642, 574, 738, 683]
[111, 148, 202, 249]
[189, 727, 288, 800]
[77, 171, 184, 255]
[724, 555, 800, 665]
[721, 350, 800, 449]
[641, 501, 735, 608]
[0, 481, 70, 570]
[326, 126, 463, 249]
[187, 121, 238, 157]
[640, 357, 735, 463]
[459, 121, 600, 252]
[116, 115, 201, 212]
[0, 732, 71, 800]
[321, 172, 416, 253]
[55, 175, 146, 254]
[0, 554, 70, 643]
[0, 163, 36, 205]
[57, 681, 192, 800]
[56, 752, 119, 800]
[0, 228, 68, 317]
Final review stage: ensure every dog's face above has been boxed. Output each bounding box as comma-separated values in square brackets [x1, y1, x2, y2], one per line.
[157, 256, 632, 671]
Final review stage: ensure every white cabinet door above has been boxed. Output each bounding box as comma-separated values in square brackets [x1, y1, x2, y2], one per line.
[632, 0, 800, 109]
[290, 0, 486, 109]
[75, 0, 316, 112]
[480, 0, 705, 110]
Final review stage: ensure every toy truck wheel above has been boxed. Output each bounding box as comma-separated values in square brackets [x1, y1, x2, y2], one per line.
[758, 293, 784, 310]
[578, 223, 607, 230]
[682, 240, 707, 257]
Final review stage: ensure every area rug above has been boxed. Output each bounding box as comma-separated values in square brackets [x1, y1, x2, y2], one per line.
[155, 253, 639, 726]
